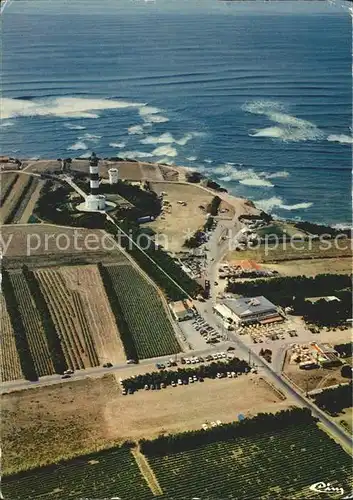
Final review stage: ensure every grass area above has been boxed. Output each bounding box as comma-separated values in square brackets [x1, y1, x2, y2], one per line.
[4, 416, 351, 500]
[262, 257, 352, 277]
[104, 263, 180, 359]
[148, 422, 351, 499]
[227, 239, 352, 263]
[2, 446, 153, 500]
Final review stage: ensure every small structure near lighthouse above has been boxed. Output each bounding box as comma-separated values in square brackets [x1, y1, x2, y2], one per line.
[108, 167, 119, 185]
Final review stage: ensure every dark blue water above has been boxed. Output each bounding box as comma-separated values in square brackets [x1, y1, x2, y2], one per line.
[2, 0, 352, 225]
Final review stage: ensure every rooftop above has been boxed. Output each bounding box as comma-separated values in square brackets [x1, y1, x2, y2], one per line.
[222, 296, 278, 318]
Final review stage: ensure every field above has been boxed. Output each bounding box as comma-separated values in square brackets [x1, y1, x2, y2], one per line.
[104, 263, 180, 359]
[226, 239, 352, 264]
[34, 265, 125, 370]
[2, 373, 291, 474]
[0, 172, 19, 205]
[9, 271, 54, 377]
[2, 446, 153, 500]
[1, 225, 121, 264]
[0, 174, 33, 224]
[262, 257, 352, 277]
[3, 411, 352, 500]
[148, 182, 215, 253]
[60, 265, 126, 364]
[0, 294, 23, 382]
[148, 421, 351, 499]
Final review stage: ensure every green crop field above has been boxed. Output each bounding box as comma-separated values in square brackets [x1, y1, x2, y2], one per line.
[148, 422, 352, 499]
[3, 410, 351, 500]
[2, 446, 153, 500]
[10, 271, 54, 377]
[104, 263, 180, 359]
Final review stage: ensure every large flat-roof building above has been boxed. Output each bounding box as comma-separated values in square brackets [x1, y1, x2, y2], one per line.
[215, 296, 283, 326]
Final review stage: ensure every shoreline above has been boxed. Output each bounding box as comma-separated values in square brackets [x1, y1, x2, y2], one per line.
[0, 156, 351, 233]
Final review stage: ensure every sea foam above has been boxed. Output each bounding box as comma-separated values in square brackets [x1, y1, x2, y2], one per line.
[243, 100, 324, 143]
[327, 134, 353, 145]
[68, 141, 88, 151]
[109, 142, 126, 148]
[152, 145, 178, 157]
[254, 196, 313, 212]
[1, 97, 144, 120]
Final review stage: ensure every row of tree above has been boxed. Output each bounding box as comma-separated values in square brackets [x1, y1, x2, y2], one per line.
[22, 265, 68, 374]
[140, 407, 314, 456]
[122, 358, 250, 392]
[335, 343, 353, 358]
[226, 274, 352, 309]
[2, 269, 38, 381]
[105, 220, 202, 300]
[97, 263, 138, 361]
[313, 383, 352, 416]
[294, 220, 352, 238]
[207, 195, 222, 216]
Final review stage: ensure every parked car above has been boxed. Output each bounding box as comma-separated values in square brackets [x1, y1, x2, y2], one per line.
[103, 362, 113, 368]
[61, 374, 71, 379]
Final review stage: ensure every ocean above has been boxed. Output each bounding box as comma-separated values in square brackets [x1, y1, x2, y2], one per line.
[1, 0, 352, 226]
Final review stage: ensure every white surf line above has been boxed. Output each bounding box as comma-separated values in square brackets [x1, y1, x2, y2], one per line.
[106, 214, 193, 301]
[0, 0, 12, 14]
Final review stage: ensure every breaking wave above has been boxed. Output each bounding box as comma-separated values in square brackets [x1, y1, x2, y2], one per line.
[109, 142, 126, 148]
[186, 156, 197, 161]
[2, 97, 144, 120]
[327, 134, 353, 145]
[140, 132, 198, 146]
[139, 105, 169, 124]
[239, 178, 274, 188]
[128, 125, 144, 135]
[243, 100, 324, 142]
[0, 121, 14, 127]
[78, 133, 101, 143]
[213, 163, 276, 187]
[64, 123, 86, 130]
[68, 141, 88, 151]
[152, 145, 178, 157]
[254, 196, 313, 212]
[118, 150, 153, 159]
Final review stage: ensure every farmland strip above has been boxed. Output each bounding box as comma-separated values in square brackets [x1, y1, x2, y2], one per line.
[10, 271, 54, 377]
[4, 176, 35, 224]
[2, 269, 38, 381]
[22, 265, 67, 374]
[0, 173, 19, 205]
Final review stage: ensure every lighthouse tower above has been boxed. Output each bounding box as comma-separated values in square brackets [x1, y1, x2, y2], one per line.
[89, 152, 99, 195]
[85, 152, 106, 211]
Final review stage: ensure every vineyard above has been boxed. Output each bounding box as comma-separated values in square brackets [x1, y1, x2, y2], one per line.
[10, 271, 54, 377]
[0, 172, 19, 205]
[147, 421, 352, 499]
[102, 263, 181, 359]
[35, 268, 100, 370]
[60, 265, 126, 364]
[2, 445, 153, 500]
[0, 294, 23, 382]
[3, 409, 352, 500]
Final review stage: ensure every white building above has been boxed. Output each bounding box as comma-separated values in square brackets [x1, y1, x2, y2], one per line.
[85, 194, 106, 211]
[215, 296, 283, 326]
[108, 168, 119, 185]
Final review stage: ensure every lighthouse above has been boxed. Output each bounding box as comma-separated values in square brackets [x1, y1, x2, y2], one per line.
[89, 152, 99, 195]
[85, 152, 106, 211]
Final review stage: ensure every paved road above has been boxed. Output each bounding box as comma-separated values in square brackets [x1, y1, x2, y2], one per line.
[4, 174, 350, 452]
